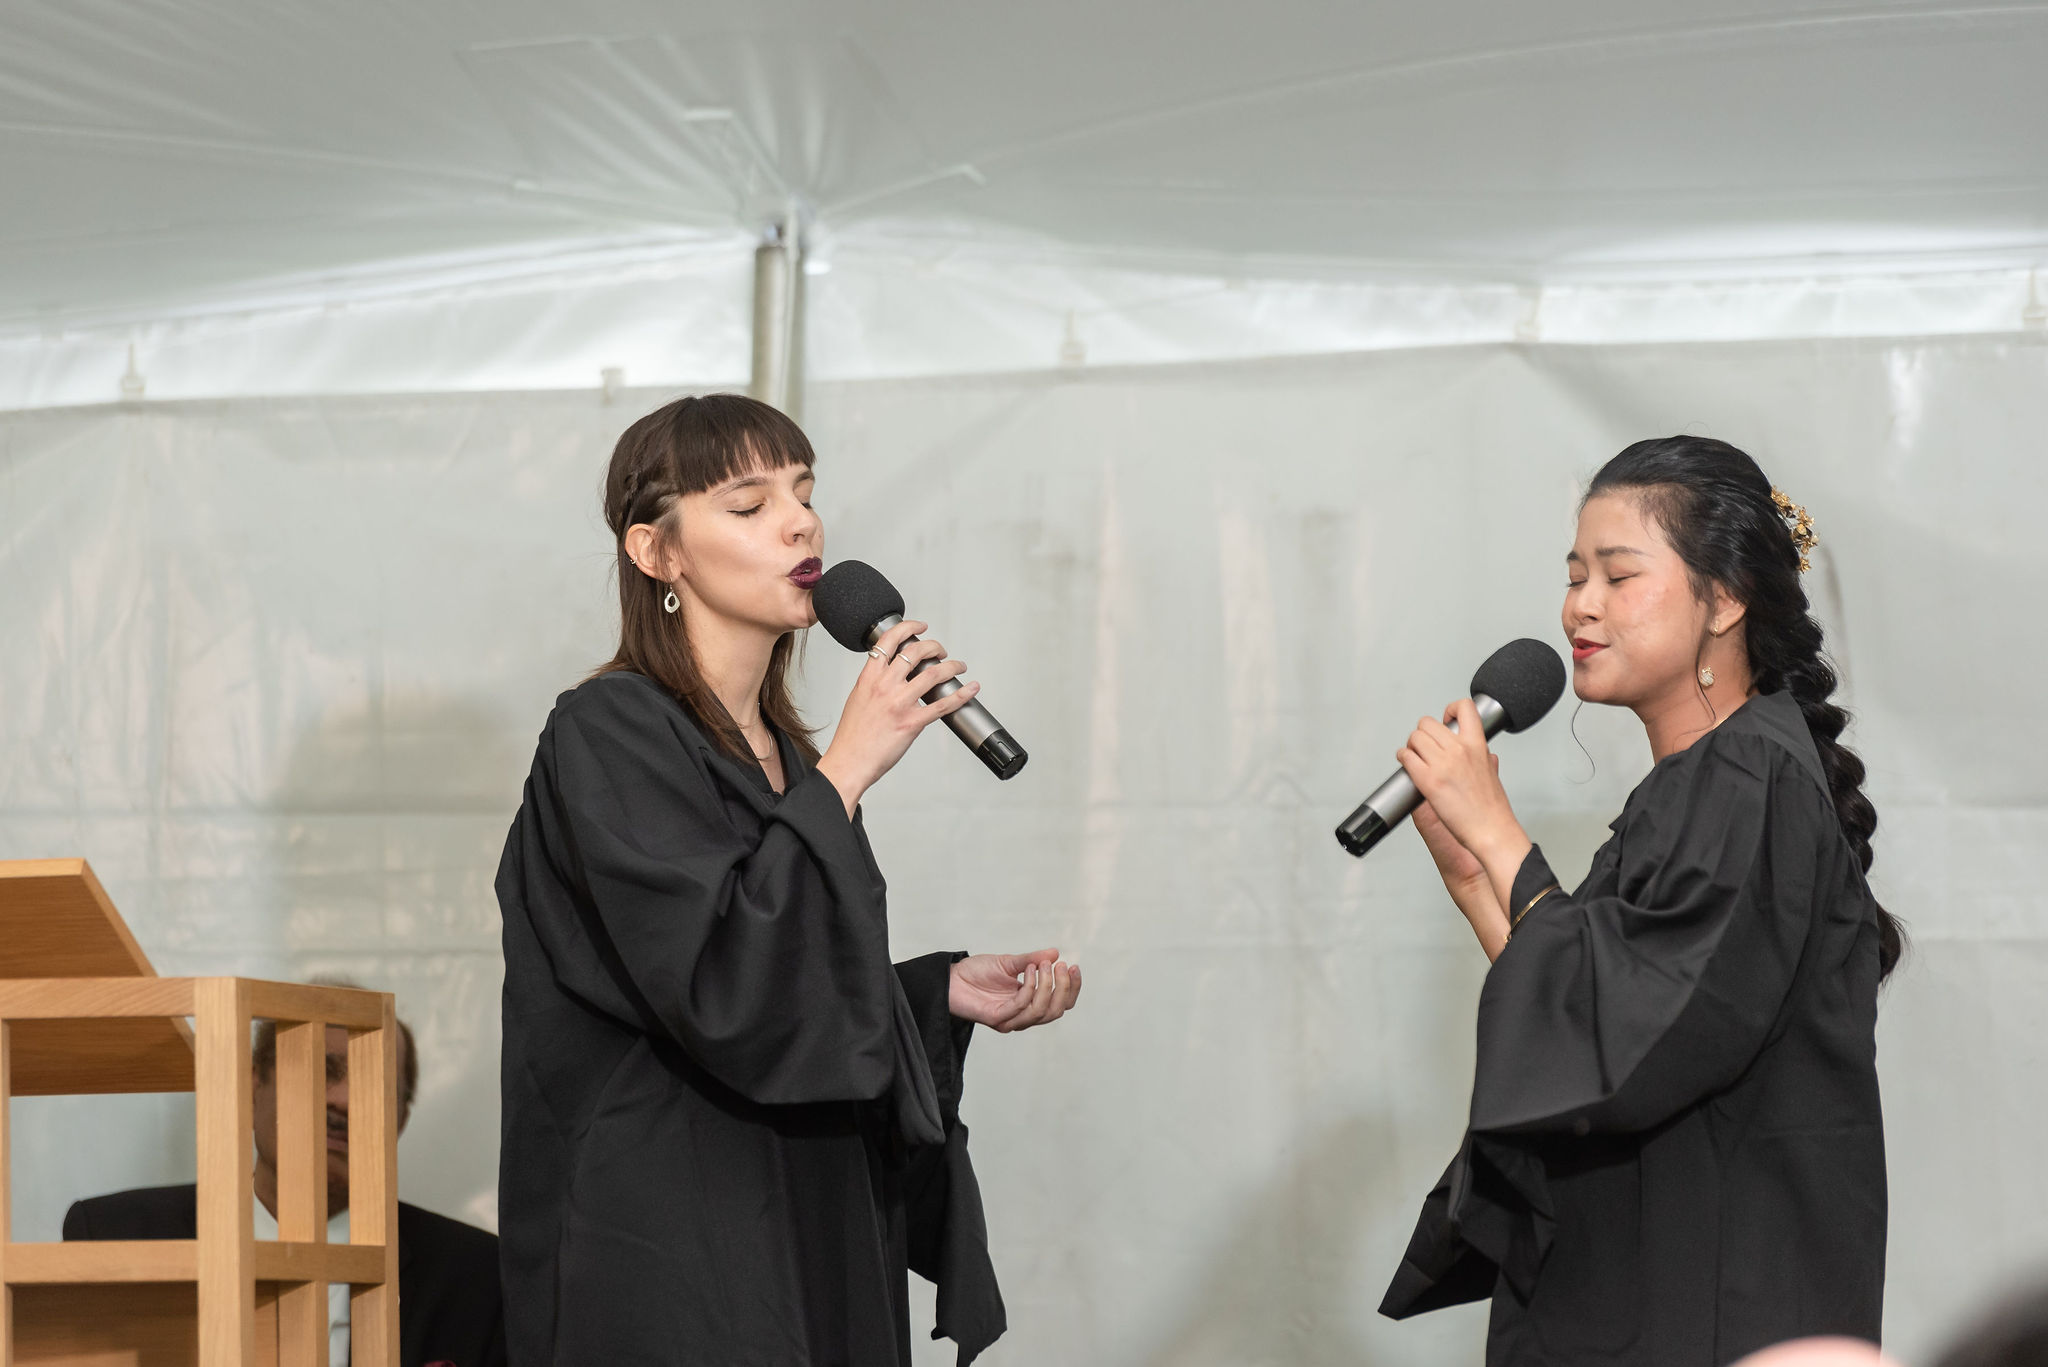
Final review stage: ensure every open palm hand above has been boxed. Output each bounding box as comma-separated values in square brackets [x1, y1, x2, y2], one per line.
[949, 949, 1082, 1032]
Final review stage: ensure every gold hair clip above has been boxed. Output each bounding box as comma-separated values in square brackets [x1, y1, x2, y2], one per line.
[1770, 487, 1817, 573]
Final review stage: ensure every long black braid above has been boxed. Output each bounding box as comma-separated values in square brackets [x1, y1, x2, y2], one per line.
[1588, 436, 1904, 979]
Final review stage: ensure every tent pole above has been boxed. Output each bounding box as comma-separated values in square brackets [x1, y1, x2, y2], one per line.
[749, 214, 805, 421]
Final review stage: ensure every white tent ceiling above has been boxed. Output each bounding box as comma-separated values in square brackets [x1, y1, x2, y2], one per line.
[5, 1, 2047, 402]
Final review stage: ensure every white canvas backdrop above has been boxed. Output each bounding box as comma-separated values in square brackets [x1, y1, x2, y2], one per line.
[2, 334, 2043, 1364]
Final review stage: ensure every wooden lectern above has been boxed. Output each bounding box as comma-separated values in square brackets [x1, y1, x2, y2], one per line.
[0, 859, 400, 1366]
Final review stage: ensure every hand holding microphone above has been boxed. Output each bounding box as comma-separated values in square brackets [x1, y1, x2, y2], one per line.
[814, 616, 984, 813]
[811, 561, 1029, 805]
[1411, 743, 1499, 898]
[1399, 697, 1529, 875]
[1335, 639, 1566, 956]
[1335, 638, 1565, 857]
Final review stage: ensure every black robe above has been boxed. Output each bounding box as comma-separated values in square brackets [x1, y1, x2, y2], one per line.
[1381, 689, 1887, 1366]
[495, 670, 1005, 1367]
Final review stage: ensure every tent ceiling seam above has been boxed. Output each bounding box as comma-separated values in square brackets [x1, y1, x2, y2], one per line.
[0, 119, 730, 226]
[823, 231, 2048, 287]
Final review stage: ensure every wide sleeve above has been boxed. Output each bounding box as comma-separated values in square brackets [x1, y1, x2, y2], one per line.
[894, 951, 974, 1123]
[1471, 729, 1819, 1138]
[893, 951, 1006, 1367]
[533, 677, 901, 1108]
[1379, 1149, 1512, 1316]
[1382, 729, 1824, 1317]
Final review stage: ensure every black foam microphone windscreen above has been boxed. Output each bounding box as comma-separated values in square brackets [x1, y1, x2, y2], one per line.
[812, 560, 905, 654]
[1469, 638, 1570, 734]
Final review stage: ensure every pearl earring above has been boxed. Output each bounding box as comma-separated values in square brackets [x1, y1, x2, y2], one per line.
[1699, 665, 1716, 688]
[663, 588, 680, 614]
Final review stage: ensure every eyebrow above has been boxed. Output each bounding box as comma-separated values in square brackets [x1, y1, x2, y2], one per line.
[1566, 544, 1650, 563]
[713, 467, 814, 497]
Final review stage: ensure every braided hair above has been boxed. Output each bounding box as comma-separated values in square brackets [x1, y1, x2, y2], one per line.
[1587, 436, 1904, 980]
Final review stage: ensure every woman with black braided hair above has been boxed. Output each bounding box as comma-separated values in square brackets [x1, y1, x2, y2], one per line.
[1379, 436, 1899, 1366]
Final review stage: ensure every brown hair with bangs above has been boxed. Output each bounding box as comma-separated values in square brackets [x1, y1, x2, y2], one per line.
[596, 393, 820, 766]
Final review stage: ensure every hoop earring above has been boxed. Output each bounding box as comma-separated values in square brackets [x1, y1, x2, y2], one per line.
[663, 588, 680, 614]
[1699, 665, 1715, 688]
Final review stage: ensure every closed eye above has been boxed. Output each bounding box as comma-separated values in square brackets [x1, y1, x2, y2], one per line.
[731, 504, 764, 517]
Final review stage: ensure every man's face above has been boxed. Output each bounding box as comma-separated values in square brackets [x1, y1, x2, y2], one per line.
[251, 1023, 410, 1211]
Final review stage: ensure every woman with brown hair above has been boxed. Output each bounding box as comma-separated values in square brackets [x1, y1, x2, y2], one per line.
[495, 394, 1080, 1366]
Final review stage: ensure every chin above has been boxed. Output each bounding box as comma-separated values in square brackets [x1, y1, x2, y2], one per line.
[1571, 663, 1620, 705]
[778, 582, 818, 631]
[744, 596, 814, 635]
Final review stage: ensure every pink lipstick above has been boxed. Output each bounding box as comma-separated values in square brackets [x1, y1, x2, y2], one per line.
[1571, 638, 1606, 662]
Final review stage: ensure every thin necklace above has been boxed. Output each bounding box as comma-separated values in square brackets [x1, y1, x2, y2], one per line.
[739, 716, 774, 764]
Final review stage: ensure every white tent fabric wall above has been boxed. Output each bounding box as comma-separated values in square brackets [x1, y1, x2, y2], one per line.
[2, 335, 2043, 1364]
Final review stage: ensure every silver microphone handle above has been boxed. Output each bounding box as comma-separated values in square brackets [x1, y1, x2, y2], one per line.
[862, 614, 1023, 776]
[1333, 694, 1508, 855]
[1365, 693, 1509, 825]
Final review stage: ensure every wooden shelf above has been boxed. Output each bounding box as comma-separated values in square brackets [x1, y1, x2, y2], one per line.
[3, 1240, 386, 1287]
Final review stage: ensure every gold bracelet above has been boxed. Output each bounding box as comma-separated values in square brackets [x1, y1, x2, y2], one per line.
[1510, 884, 1560, 933]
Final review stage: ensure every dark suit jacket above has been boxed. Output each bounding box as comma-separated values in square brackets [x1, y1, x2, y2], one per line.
[65, 1184, 507, 1367]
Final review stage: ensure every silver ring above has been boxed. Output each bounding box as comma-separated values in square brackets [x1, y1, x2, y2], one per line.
[867, 647, 884, 659]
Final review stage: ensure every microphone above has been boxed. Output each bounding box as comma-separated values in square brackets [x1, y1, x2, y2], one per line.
[811, 560, 1029, 780]
[1334, 638, 1567, 858]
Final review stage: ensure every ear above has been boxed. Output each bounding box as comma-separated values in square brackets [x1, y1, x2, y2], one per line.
[1709, 582, 1748, 637]
[623, 522, 681, 583]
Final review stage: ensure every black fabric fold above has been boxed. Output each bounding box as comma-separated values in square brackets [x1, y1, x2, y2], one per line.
[893, 952, 975, 1122]
[1379, 1150, 1499, 1318]
[893, 950, 1007, 1366]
